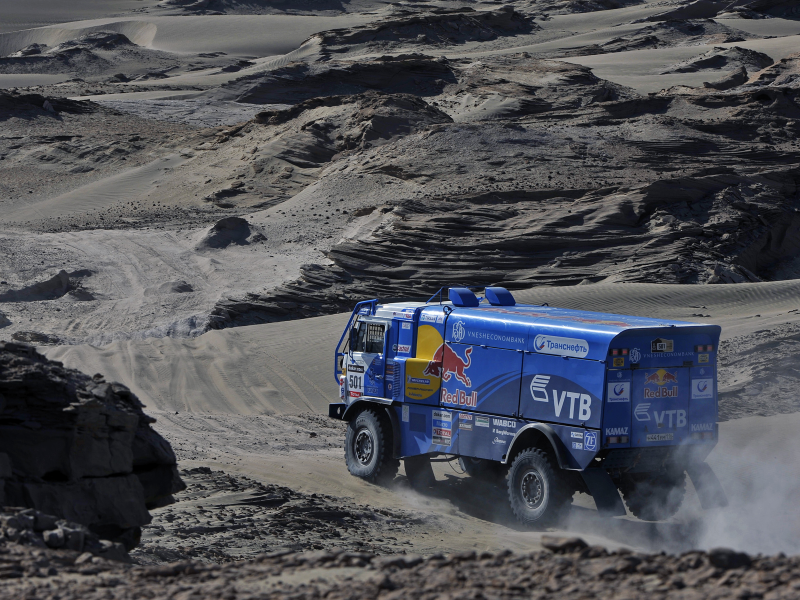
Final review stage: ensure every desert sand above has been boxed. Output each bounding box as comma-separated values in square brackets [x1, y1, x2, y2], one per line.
[2, 0, 800, 592]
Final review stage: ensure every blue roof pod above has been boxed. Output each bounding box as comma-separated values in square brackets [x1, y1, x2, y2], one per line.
[448, 287, 480, 307]
[484, 287, 516, 306]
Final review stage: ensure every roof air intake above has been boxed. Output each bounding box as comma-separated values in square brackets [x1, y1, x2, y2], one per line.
[448, 287, 480, 307]
[485, 287, 516, 306]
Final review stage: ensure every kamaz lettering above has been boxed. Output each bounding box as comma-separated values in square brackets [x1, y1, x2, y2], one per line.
[691, 423, 715, 432]
[332, 287, 726, 527]
[605, 427, 629, 436]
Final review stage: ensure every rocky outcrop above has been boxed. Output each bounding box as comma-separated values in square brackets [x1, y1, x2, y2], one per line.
[0, 507, 128, 562]
[0, 342, 185, 549]
[3, 535, 798, 598]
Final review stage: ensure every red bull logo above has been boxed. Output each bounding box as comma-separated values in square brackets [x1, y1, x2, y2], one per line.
[643, 369, 679, 399]
[425, 345, 477, 407]
[423, 344, 473, 386]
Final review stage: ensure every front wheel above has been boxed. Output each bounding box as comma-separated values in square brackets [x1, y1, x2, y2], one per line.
[345, 409, 399, 484]
[507, 448, 571, 527]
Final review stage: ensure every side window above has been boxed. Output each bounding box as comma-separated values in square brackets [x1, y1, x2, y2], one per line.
[352, 322, 386, 354]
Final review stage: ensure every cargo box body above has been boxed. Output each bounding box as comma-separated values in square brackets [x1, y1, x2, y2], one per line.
[333, 297, 720, 473]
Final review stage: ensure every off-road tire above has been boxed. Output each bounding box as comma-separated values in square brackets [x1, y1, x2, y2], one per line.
[619, 471, 687, 521]
[345, 409, 399, 484]
[459, 456, 506, 483]
[507, 448, 571, 527]
[405, 454, 436, 490]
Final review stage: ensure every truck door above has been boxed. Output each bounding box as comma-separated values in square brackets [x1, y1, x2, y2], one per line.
[347, 320, 388, 399]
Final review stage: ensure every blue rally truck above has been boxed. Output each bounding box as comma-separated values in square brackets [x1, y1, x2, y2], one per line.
[329, 287, 727, 525]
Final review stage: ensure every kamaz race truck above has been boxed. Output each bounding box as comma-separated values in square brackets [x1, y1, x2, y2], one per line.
[328, 287, 728, 525]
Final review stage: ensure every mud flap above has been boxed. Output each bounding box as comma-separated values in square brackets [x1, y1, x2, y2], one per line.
[686, 461, 728, 509]
[581, 468, 627, 517]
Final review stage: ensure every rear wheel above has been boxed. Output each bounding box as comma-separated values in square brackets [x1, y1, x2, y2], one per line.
[619, 470, 686, 521]
[507, 448, 571, 527]
[345, 409, 399, 484]
[404, 454, 435, 490]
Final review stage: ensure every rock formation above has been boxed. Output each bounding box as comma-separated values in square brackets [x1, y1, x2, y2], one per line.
[0, 342, 185, 549]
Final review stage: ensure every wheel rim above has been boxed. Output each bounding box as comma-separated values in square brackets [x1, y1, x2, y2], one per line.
[521, 469, 545, 509]
[354, 428, 374, 465]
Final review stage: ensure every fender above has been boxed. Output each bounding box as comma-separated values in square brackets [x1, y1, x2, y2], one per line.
[502, 422, 571, 470]
[341, 399, 401, 459]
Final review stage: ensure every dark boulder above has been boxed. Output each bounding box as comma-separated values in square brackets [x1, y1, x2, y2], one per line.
[0, 342, 185, 549]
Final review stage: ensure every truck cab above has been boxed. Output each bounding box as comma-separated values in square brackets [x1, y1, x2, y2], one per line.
[329, 287, 727, 525]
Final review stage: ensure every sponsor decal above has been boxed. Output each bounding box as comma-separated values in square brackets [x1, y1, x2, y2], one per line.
[643, 369, 679, 399]
[651, 338, 674, 353]
[432, 410, 452, 422]
[571, 431, 584, 439]
[452, 320, 466, 343]
[397, 344, 411, 353]
[692, 379, 713, 400]
[584, 431, 597, 451]
[436, 314, 444, 323]
[529, 374, 594, 422]
[441, 388, 478, 408]
[493, 428, 515, 437]
[646, 433, 674, 442]
[420, 313, 437, 323]
[471, 331, 525, 345]
[424, 344, 472, 386]
[613, 357, 625, 367]
[530, 375, 550, 403]
[691, 423, 715, 432]
[533, 334, 589, 358]
[605, 427, 629, 436]
[634, 404, 686, 428]
[492, 419, 516, 429]
[402, 405, 409, 422]
[402, 322, 411, 329]
[698, 353, 709, 363]
[630, 348, 641, 363]
[349, 391, 362, 398]
[492, 437, 506, 445]
[607, 381, 630, 403]
[386, 364, 394, 375]
[476, 416, 490, 428]
[432, 410, 452, 445]
[408, 376, 431, 385]
[459, 412, 473, 431]
[572, 442, 583, 450]
[616, 371, 623, 379]
[348, 364, 365, 373]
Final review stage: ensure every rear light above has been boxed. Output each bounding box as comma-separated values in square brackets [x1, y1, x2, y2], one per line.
[695, 344, 714, 352]
[691, 432, 715, 441]
[609, 348, 629, 356]
[607, 436, 629, 444]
